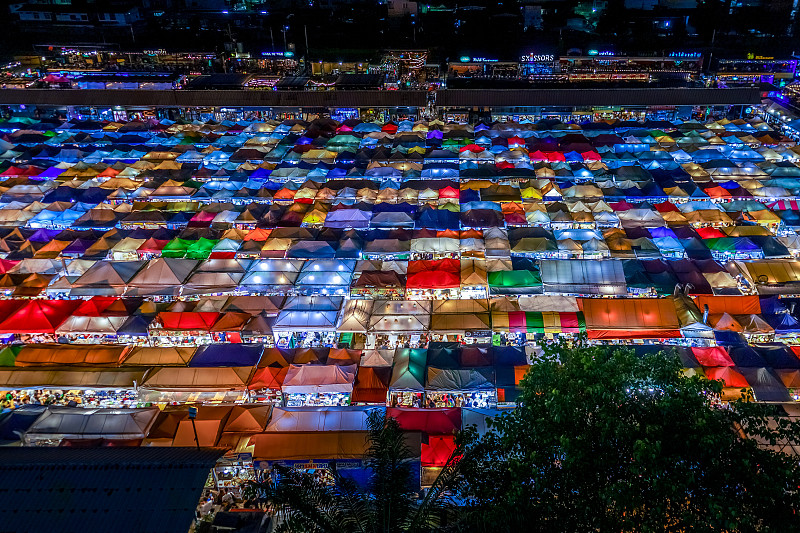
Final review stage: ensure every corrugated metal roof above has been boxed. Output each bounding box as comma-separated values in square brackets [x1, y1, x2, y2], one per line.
[0, 447, 226, 533]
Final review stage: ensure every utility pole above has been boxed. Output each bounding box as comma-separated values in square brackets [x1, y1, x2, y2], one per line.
[706, 28, 716, 75]
[304, 25, 311, 75]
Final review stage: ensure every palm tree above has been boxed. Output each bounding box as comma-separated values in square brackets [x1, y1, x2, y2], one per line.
[242, 411, 465, 533]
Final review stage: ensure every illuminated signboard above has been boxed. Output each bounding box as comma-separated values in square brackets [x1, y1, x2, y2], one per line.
[472, 57, 498, 62]
[261, 51, 295, 58]
[747, 53, 775, 60]
[521, 53, 554, 62]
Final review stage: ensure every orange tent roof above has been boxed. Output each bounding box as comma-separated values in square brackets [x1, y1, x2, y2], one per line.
[693, 295, 761, 315]
[209, 311, 250, 332]
[222, 405, 272, 433]
[252, 432, 369, 460]
[351, 366, 390, 403]
[580, 298, 681, 339]
[172, 406, 233, 447]
[247, 366, 288, 390]
[14, 343, 127, 367]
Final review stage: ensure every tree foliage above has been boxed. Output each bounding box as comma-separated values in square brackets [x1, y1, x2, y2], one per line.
[243, 410, 464, 533]
[456, 341, 800, 532]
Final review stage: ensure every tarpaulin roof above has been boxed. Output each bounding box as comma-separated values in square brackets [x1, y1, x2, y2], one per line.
[351, 366, 391, 403]
[0, 299, 82, 334]
[386, 407, 461, 435]
[580, 297, 681, 339]
[222, 405, 272, 433]
[281, 364, 357, 394]
[23, 406, 157, 443]
[265, 406, 383, 432]
[189, 343, 264, 367]
[252, 431, 370, 461]
[120, 346, 195, 366]
[426, 367, 495, 391]
[140, 366, 254, 391]
[14, 344, 127, 367]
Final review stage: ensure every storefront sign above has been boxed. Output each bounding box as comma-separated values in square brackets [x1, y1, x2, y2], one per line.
[747, 53, 775, 60]
[262, 51, 295, 58]
[521, 53, 554, 62]
[669, 52, 701, 58]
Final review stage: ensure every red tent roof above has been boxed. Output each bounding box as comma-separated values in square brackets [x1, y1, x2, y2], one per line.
[696, 227, 727, 239]
[653, 201, 680, 213]
[73, 297, 127, 317]
[439, 186, 460, 199]
[0, 299, 82, 334]
[137, 238, 169, 253]
[386, 407, 461, 435]
[157, 311, 221, 331]
[691, 346, 735, 367]
[0, 260, 19, 274]
[406, 258, 461, 289]
[0, 299, 26, 322]
[705, 366, 749, 388]
[421, 435, 456, 467]
[243, 228, 273, 241]
[459, 144, 484, 153]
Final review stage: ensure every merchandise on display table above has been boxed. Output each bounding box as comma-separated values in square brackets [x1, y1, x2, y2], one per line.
[426, 390, 497, 409]
[284, 392, 351, 407]
[2, 388, 137, 408]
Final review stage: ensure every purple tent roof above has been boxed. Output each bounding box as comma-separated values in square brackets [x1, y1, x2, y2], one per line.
[189, 343, 265, 367]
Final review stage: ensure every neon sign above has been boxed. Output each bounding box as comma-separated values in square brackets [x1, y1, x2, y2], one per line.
[521, 53, 554, 62]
